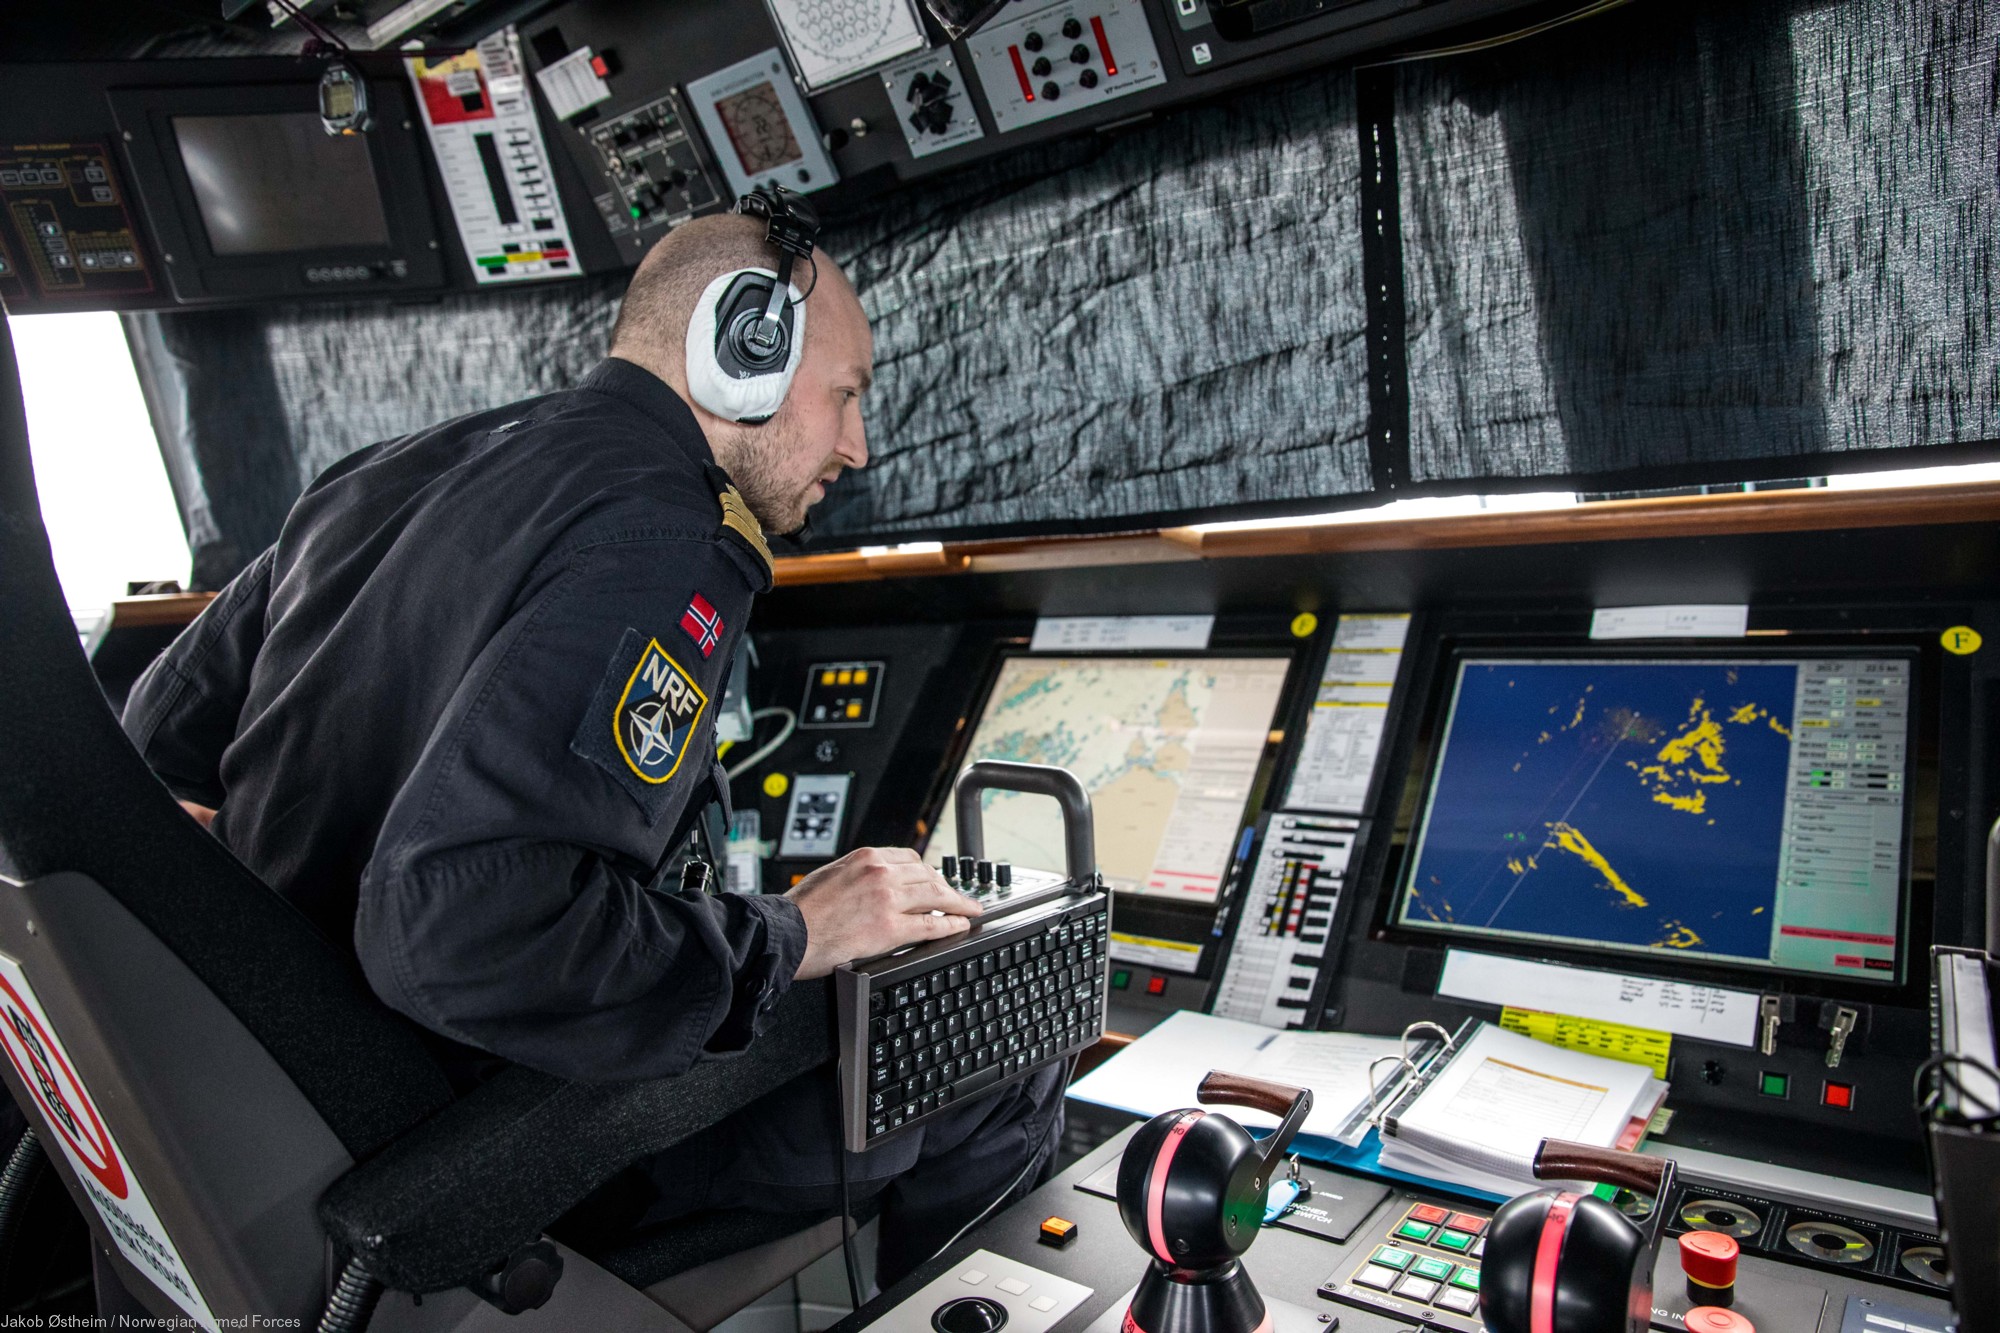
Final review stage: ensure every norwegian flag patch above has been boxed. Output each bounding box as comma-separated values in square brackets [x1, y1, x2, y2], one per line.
[680, 593, 724, 658]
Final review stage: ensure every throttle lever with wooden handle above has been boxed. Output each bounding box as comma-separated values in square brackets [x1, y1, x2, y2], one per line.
[1198, 1071, 1313, 1179]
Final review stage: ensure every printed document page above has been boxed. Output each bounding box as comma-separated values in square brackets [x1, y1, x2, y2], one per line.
[1384, 1023, 1666, 1195]
[1067, 1010, 1401, 1145]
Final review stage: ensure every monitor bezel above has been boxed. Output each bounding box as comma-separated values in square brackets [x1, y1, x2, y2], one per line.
[918, 633, 1315, 978]
[109, 80, 446, 303]
[1373, 635, 1932, 998]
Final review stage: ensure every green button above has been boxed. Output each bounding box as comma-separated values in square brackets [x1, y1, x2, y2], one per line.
[1395, 1220, 1436, 1243]
[1436, 1228, 1474, 1252]
[1111, 969, 1131, 990]
[1760, 1071, 1789, 1098]
[1410, 1256, 1455, 1281]
[1452, 1267, 1480, 1291]
[1370, 1247, 1413, 1271]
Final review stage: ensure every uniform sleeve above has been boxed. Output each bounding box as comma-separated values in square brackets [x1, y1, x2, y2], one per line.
[120, 547, 276, 808]
[354, 530, 806, 1083]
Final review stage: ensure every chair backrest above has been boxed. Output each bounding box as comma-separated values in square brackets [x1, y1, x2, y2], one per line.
[0, 315, 454, 1160]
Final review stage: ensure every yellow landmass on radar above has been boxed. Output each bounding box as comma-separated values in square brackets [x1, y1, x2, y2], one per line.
[1507, 857, 1525, 875]
[1544, 821, 1648, 908]
[1728, 702, 1760, 724]
[1768, 715, 1792, 739]
[1657, 921, 1703, 949]
[1652, 789, 1707, 814]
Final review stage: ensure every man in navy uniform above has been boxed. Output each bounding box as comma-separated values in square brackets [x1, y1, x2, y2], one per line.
[120, 207, 1064, 1285]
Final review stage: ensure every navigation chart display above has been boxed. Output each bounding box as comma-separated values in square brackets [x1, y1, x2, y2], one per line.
[930, 655, 1292, 903]
[1396, 656, 1911, 980]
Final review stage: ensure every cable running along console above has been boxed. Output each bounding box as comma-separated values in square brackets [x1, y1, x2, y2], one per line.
[835, 760, 1111, 1152]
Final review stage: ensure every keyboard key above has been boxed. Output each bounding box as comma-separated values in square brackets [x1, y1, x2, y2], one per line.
[1448, 1212, 1488, 1235]
[1393, 1276, 1438, 1302]
[1410, 1256, 1453, 1281]
[1408, 1204, 1450, 1225]
[1394, 1220, 1436, 1243]
[1450, 1267, 1479, 1291]
[1435, 1228, 1474, 1253]
[1369, 1247, 1413, 1271]
[1353, 1265, 1397, 1291]
[996, 1278, 1030, 1295]
[1435, 1288, 1479, 1315]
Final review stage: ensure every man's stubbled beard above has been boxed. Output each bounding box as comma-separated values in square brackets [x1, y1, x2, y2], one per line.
[718, 416, 817, 535]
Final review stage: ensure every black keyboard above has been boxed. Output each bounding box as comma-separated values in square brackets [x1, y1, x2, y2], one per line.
[835, 880, 1110, 1151]
[836, 757, 1109, 1153]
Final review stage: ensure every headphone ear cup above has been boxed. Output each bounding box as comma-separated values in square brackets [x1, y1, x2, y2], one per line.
[683, 268, 806, 424]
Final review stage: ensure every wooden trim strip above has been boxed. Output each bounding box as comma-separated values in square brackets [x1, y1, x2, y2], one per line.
[106, 483, 2000, 629]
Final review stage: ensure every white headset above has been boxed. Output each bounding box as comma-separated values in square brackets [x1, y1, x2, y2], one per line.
[683, 186, 819, 425]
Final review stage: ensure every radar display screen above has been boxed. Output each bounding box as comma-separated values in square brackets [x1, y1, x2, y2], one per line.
[1395, 655, 1911, 981]
[712, 82, 804, 176]
[928, 655, 1292, 903]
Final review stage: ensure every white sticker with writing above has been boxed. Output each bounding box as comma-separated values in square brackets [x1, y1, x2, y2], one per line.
[0, 950, 220, 1329]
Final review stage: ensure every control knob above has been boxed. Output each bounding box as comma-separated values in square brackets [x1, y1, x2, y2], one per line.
[1041, 81, 1061, 100]
[1062, 17, 1083, 37]
[1023, 30, 1044, 50]
[1031, 56, 1052, 77]
[1079, 69, 1099, 89]
[995, 861, 1013, 891]
[1071, 43, 1091, 64]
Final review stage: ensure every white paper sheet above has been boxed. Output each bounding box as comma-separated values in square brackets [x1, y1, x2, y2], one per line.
[1436, 949, 1760, 1046]
[764, 0, 927, 89]
[1066, 1010, 1399, 1145]
[1029, 615, 1215, 652]
[1283, 614, 1409, 812]
[1589, 604, 1750, 639]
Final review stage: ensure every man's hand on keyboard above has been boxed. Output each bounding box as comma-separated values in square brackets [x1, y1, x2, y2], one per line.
[788, 846, 984, 979]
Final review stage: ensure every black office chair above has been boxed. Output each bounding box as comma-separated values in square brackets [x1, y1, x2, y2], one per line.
[0, 313, 850, 1331]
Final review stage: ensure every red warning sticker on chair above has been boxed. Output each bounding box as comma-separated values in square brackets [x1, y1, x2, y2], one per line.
[0, 950, 220, 1329]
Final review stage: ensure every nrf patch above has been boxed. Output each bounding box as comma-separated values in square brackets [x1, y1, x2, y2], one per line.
[574, 629, 710, 808]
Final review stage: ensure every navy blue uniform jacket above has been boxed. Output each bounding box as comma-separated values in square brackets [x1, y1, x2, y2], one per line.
[121, 359, 807, 1083]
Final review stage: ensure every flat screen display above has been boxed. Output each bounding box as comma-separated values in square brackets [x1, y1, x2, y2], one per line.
[928, 655, 1291, 903]
[173, 112, 390, 256]
[1394, 655, 1913, 981]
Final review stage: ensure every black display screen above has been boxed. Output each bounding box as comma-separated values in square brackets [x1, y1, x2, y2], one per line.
[172, 112, 390, 256]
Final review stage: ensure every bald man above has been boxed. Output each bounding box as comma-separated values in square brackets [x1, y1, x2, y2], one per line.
[121, 205, 1064, 1286]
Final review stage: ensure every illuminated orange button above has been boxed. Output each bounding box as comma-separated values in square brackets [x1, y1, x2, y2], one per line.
[1448, 1212, 1488, 1235]
[837, 669, 854, 684]
[1408, 1204, 1451, 1225]
[846, 702, 862, 718]
[854, 668, 869, 683]
[1040, 1216, 1078, 1248]
[820, 670, 836, 685]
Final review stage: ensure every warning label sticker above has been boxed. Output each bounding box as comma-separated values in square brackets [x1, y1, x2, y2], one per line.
[0, 949, 220, 1330]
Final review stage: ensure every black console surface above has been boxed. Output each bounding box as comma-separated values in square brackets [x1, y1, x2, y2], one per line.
[832, 1120, 1954, 1333]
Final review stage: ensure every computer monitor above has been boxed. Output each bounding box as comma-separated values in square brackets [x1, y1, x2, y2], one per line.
[110, 80, 445, 303]
[1390, 652, 1914, 983]
[928, 653, 1293, 908]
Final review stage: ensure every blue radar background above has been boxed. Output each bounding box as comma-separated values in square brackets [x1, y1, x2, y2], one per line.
[1402, 660, 1798, 962]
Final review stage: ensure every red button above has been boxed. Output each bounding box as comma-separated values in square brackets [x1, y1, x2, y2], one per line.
[1685, 1307, 1756, 1333]
[589, 54, 611, 77]
[1146, 975, 1167, 996]
[1679, 1231, 1739, 1288]
[1823, 1081, 1853, 1110]
[1447, 1212, 1488, 1235]
[1408, 1204, 1451, 1225]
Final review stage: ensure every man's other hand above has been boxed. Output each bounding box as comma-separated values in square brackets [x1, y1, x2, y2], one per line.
[788, 846, 982, 979]
[179, 800, 217, 830]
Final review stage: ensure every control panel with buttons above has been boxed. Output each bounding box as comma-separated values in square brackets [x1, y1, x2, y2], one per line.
[0, 142, 153, 305]
[1322, 1197, 1489, 1331]
[799, 659, 885, 729]
[583, 91, 723, 254]
[777, 771, 853, 859]
[881, 48, 987, 159]
[963, 0, 1167, 134]
[861, 1248, 1092, 1333]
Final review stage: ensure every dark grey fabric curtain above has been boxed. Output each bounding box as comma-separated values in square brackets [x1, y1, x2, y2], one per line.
[1399, 0, 1997, 487]
[126, 0, 1997, 585]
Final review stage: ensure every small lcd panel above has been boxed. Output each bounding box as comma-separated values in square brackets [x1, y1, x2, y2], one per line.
[172, 113, 390, 255]
[713, 83, 804, 175]
[1394, 655, 1912, 981]
[928, 655, 1292, 903]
